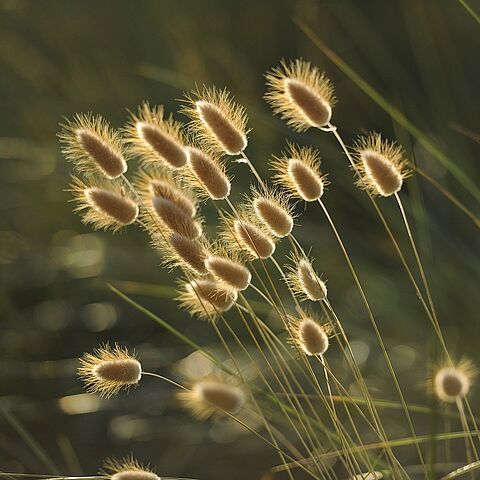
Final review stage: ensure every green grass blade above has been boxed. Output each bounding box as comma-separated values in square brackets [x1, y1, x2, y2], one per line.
[458, 0, 480, 23]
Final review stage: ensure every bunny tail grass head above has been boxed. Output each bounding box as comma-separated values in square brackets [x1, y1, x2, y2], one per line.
[59, 113, 128, 179]
[153, 232, 209, 276]
[354, 133, 411, 197]
[134, 168, 197, 218]
[290, 315, 331, 356]
[250, 187, 295, 238]
[265, 59, 336, 131]
[178, 378, 245, 419]
[184, 147, 231, 200]
[78, 344, 141, 398]
[70, 177, 138, 232]
[205, 246, 251, 291]
[433, 359, 475, 403]
[126, 102, 187, 168]
[286, 253, 327, 302]
[181, 86, 248, 155]
[103, 456, 160, 480]
[272, 142, 327, 202]
[178, 278, 238, 319]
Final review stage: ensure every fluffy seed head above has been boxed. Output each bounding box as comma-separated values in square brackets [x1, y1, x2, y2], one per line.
[125, 102, 187, 168]
[103, 456, 159, 480]
[434, 360, 474, 403]
[287, 254, 327, 302]
[265, 59, 336, 131]
[70, 177, 138, 232]
[185, 147, 231, 200]
[206, 255, 251, 291]
[354, 133, 410, 197]
[181, 86, 248, 155]
[272, 143, 327, 202]
[78, 344, 141, 398]
[59, 113, 128, 179]
[178, 378, 245, 419]
[233, 219, 275, 259]
[178, 278, 238, 319]
[291, 316, 331, 356]
[251, 188, 295, 237]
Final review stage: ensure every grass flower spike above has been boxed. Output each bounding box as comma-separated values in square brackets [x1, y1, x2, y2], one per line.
[354, 133, 411, 197]
[290, 315, 331, 356]
[103, 456, 160, 480]
[265, 59, 336, 131]
[78, 344, 142, 398]
[434, 360, 474, 403]
[70, 176, 138, 232]
[59, 113, 128, 179]
[205, 249, 251, 291]
[126, 102, 187, 168]
[287, 254, 327, 301]
[178, 378, 245, 419]
[181, 86, 248, 155]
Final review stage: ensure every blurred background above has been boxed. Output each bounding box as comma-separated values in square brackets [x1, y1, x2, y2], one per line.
[0, 0, 479, 479]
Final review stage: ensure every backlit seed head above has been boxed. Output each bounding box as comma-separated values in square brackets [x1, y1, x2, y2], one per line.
[178, 278, 238, 319]
[134, 168, 197, 218]
[103, 456, 159, 480]
[59, 113, 128, 179]
[78, 344, 141, 398]
[290, 315, 331, 356]
[183, 147, 231, 200]
[178, 378, 245, 419]
[69, 176, 138, 232]
[250, 187, 295, 238]
[433, 360, 474, 403]
[153, 232, 209, 276]
[354, 133, 411, 197]
[271, 142, 328, 202]
[265, 59, 336, 131]
[151, 196, 202, 239]
[181, 86, 249, 155]
[286, 254, 327, 302]
[206, 253, 251, 291]
[125, 102, 187, 168]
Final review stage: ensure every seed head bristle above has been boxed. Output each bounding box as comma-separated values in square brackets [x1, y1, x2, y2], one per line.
[250, 187, 295, 238]
[433, 359, 474, 403]
[78, 343, 141, 398]
[265, 59, 336, 131]
[178, 278, 238, 319]
[153, 231, 209, 276]
[290, 315, 331, 356]
[184, 147, 231, 200]
[271, 142, 328, 202]
[286, 253, 327, 302]
[205, 252, 251, 291]
[59, 113, 128, 179]
[69, 176, 138, 232]
[181, 86, 249, 155]
[354, 133, 411, 197]
[178, 378, 245, 419]
[103, 456, 160, 480]
[134, 168, 197, 218]
[125, 102, 187, 168]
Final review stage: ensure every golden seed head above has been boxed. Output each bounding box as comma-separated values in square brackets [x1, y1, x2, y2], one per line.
[125, 102, 187, 168]
[178, 378, 245, 419]
[59, 113, 128, 179]
[185, 147, 231, 200]
[291, 316, 330, 356]
[206, 255, 251, 291]
[233, 219, 275, 259]
[251, 189, 295, 238]
[271, 142, 327, 202]
[434, 362, 473, 403]
[287, 255, 327, 302]
[152, 196, 202, 240]
[265, 59, 336, 131]
[178, 278, 238, 319]
[70, 177, 138, 232]
[103, 456, 159, 480]
[181, 86, 248, 155]
[78, 344, 141, 398]
[354, 133, 410, 197]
